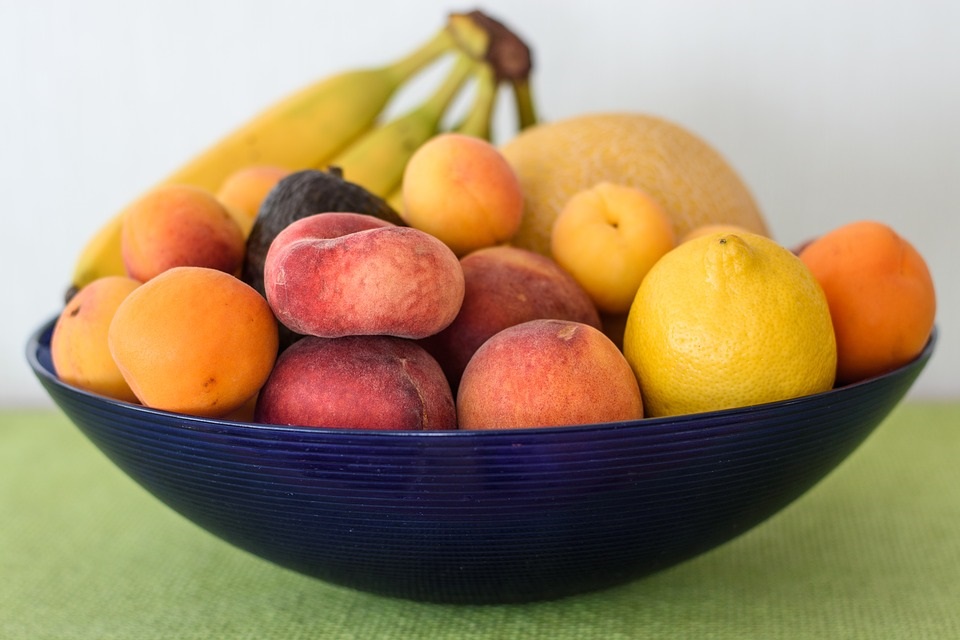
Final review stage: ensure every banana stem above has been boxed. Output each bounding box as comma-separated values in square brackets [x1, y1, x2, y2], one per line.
[382, 26, 456, 84]
[447, 11, 537, 131]
[446, 13, 492, 61]
[512, 78, 538, 130]
[454, 64, 498, 140]
[449, 11, 532, 84]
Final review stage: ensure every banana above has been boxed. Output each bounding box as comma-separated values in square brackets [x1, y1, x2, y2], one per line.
[385, 188, 405, 215]
[324, 52, 481, 198]
[69, 10, 535, 295]
[69, 24, 456, 292]
[65, 215, 127, 301]
[453, 63, 499, 140]
[163, 24, 455, 190]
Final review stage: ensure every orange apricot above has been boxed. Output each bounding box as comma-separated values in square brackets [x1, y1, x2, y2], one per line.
[108, 266, 279, 417]
[215, 165, 291, 236]
[51, 275, 142, 402]
[798, 220, 936, 385]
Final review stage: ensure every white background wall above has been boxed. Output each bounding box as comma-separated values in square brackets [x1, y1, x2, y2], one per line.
[2, 0, 957, 406]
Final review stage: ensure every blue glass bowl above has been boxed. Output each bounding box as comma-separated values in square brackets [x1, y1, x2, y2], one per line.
[26, 318, 936, 604]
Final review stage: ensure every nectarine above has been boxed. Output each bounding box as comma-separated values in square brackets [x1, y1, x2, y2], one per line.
[255, 335, 456, 431]
[419, 245, 601, 393]
[458, 319, 643, 429]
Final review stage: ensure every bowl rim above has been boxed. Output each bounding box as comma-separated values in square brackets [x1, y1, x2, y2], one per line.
[27, 317, 938, 439]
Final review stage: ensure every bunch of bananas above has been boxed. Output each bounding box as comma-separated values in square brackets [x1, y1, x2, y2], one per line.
[69, 10, 536, 294]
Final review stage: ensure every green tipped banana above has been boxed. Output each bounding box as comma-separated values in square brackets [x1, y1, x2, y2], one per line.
[165, 25, 456, 191]
[454, 63, 499, 140]
[69, 23, 456, 292]
[326, 53, 481, 198]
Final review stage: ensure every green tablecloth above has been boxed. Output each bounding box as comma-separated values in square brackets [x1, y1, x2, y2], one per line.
[2, 403, 958, 639]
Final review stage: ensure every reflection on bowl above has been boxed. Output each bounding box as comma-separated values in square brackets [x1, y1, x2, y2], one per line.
[26, 318, 935, 604]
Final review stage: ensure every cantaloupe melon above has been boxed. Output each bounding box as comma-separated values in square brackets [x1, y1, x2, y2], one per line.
[500, 112, 769, 256]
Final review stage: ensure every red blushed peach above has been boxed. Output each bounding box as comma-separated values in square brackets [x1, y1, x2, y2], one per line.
[258, 212, 397, 350]
[418, 245, 601, 393]
[400, 132, 523, 256]
[264, 224, 464, 339]
[254, 335, 457, 431]
[121, 184, 245, 281]
[457, 319, 644, 429]
[267, 211, 395, 247]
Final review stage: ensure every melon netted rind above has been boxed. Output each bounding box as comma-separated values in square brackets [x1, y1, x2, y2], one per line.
[499, 112, 769, 256]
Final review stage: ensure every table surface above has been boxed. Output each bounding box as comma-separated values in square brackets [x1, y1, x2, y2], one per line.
[2, 403, 959, 639]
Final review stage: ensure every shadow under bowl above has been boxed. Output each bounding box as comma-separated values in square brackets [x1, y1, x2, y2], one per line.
[26, 318, 936, 604]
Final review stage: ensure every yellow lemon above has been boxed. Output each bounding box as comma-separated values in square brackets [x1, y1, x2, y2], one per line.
[679, 223, 753, 244]
[623, 231, 837, 417]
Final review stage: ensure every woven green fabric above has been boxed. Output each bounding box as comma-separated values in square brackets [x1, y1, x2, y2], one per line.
[2, 404, 958, 639]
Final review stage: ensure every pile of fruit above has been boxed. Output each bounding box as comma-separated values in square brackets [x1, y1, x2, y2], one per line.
[51, 11, 937, 430]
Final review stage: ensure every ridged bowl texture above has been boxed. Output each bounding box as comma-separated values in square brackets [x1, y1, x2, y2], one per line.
[26, 318, 936, 603]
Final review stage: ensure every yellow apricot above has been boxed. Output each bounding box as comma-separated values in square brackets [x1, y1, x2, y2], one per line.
[401, 133, 523, 256]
